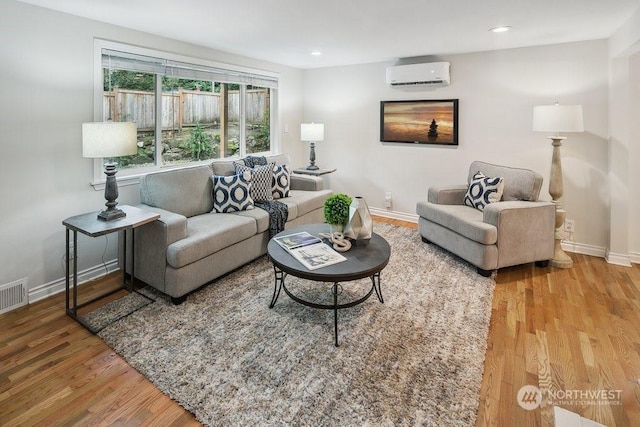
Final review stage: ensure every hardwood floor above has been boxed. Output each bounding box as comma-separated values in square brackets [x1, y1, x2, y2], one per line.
[1, 217, 639, 426]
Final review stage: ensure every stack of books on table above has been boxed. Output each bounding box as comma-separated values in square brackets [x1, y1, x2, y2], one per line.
[273, 231, 347, 270]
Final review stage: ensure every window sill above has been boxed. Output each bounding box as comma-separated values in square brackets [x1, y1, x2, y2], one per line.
[90, 174, 141, 191]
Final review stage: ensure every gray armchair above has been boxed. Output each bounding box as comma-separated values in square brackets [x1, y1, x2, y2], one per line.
[416, 161, 555, 276]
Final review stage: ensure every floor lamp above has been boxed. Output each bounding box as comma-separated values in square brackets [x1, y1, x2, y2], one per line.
[82, 122, 138, 221]
[301, 122, 324, 170]
[532, 103, 584, 268]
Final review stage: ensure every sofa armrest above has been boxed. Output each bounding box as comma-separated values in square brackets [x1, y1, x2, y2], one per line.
[135, 204, 188, 245]
[291, 174, 324, 191]
[131, 204, 188, 292]
[427, 185, 468, 205]
[483, 201, 555, 266]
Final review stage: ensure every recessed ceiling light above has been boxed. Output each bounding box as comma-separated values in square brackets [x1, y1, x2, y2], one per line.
[311, 51, 323, 56]
[489, 26, 511, 33]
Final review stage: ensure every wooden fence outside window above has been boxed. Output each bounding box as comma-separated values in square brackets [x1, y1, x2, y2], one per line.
[103, 88, 269, 131]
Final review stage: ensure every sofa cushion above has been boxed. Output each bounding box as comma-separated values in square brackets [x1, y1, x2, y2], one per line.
[416, 202, 498, 245]
[463, 172, 504, 210]
[166, 214, 257, 269]
[140, 165, 214, 218]
[230, 207, 270, 234]
[211, 172, 254, 213]
[235, 163, 275, 202]
[279, 189, 333, 221]
[272, 164, 291, 199]
[211, 159, 237, 176]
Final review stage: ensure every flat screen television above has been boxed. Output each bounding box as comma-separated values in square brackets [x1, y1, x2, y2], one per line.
[380, 99, 458, 145]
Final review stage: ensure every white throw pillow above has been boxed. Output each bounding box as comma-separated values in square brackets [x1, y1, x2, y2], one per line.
[463, 172, 504, 210]
[211, 172, 254, 213]
[272, 164, 290, 199]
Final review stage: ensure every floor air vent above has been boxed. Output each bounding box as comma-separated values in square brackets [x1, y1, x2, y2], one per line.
[0, 278, 27, 315]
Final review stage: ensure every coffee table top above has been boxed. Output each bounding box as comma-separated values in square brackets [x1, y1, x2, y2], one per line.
[267, 224, 390, 282]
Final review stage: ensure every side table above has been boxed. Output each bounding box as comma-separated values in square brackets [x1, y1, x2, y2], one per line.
[292, 167, 336, 176]
[62, 205, 160, 333]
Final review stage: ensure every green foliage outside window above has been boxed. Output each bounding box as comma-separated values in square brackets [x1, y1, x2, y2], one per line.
[187, 122, 213, 160]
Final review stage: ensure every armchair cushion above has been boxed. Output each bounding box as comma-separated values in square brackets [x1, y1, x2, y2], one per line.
[468, 161, 543, 201]
[416, 202, 498, 245]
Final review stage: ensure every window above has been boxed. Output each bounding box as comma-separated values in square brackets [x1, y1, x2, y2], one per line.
[92, 40, 278, 185]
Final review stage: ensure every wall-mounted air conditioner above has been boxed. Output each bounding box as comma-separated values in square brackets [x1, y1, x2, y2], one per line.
[386, 62, 450, 87]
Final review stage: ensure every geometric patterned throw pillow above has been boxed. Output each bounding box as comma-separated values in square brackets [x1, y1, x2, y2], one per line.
[272, 164, 290, 199]
[234, 163, 275, 202]
[211, 172, 254, 213]
[463, 171, 504, 211]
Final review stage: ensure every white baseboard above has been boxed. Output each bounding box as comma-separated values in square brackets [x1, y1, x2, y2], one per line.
[370, 207, 418, 223]
[28, 259, 119, 304]
[630, 251, 640, 265]
[605, 250, 633, 267]
[561, 240, 607, 259]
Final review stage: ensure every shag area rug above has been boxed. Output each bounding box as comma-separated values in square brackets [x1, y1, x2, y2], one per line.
[97, 223, 495, 426]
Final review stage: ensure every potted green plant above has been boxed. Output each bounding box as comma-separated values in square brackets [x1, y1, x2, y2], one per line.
[323, 193, 352, 232]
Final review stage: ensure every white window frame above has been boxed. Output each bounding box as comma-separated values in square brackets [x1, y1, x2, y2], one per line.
[91, 39, 280, 189]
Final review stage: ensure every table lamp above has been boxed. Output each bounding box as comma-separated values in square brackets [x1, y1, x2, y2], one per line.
[82, 122, 138, 221]
[532, 102, 584, 268]
[301, 122, 324, 170]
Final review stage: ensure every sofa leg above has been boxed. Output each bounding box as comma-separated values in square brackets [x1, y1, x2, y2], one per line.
[477, 268, 493, 277]
[421, 236, 431, 244]
[535, 260, 550, 268]
[171, 295, 187, 305]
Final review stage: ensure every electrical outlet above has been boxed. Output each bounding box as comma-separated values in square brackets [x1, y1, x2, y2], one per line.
[68, 243, 75, 259]
[384, 192, 392, 208]
[564, 219, 575, 233]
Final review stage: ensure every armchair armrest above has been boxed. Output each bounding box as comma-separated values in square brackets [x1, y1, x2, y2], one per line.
[291, 174, 324, 191]
[427, 185, 468, 205]
[483, 201, 555, 266]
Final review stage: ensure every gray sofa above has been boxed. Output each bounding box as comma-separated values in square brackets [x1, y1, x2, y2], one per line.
[416, 161, 555, 276]
[127, 153, 332, 303]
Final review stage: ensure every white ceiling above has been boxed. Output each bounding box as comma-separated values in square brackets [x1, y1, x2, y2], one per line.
[18, 0, 640, 69]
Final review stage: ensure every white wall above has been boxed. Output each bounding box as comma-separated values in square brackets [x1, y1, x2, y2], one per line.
[630, 52, 640, 261]
[0, 1, 304, 296]
[608, 6, 640, 265]
[303, 41, 611, 252]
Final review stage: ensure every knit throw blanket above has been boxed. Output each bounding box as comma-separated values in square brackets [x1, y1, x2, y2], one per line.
[255, 200, 288, 238]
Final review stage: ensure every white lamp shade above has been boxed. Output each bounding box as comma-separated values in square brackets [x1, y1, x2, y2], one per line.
[300, 123, 324, 142]
[532, 104, 584, 132]
[82, 122, 138, 158]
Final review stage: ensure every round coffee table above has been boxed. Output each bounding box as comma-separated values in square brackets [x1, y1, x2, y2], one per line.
[267, 223, 391, 346]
